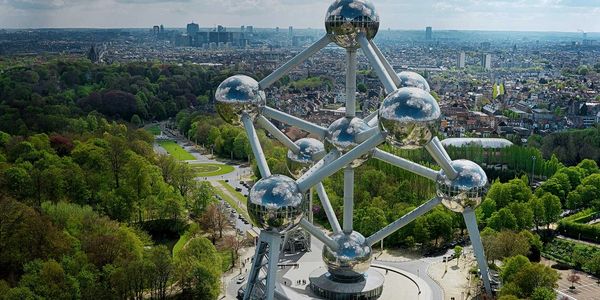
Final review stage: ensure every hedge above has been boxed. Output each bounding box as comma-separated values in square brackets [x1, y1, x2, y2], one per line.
[557, 209, 600, 243]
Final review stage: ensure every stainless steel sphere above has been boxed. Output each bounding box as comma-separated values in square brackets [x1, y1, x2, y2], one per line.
[437, 160, 489, 213]
[378, 87, 441, 149]
[286, 138, 326, 179]
[326, 117, 372, 167]
[248, 175, 305, 234]
[322, 231, 372, 280]
[215, 75, 265, 126]
[397, 71, 431, 92]
[325, 0, 380, 49]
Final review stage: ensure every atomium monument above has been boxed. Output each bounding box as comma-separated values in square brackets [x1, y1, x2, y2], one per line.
[215, 0, 499, 299]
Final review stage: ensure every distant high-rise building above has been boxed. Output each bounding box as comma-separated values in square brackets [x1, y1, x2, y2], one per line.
[276, 27, 280, 33]
[246, 26, 254, 34]
[152, 25, 160, 36]
[87, 44, 104, 63]
[481, 53, 492, 71]
[217, 25, 226, 32]
[425, 26, 433, 40]
[187, 22, 199, 36]
[241, 25, 245, 33]
[160, 25, 164, 34]
[458, 51, 466, 69]
[289, 26, 293, 37]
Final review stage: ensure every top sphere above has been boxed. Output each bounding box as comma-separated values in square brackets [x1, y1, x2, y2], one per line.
[215, 75, 265, 126]
[378, 87, 441, 149]
[286, 138, 326, 179]
[397, 71, 431, 92]
[247, 175, 305, 234]
[325, 0, 380, 49]
[436, 160, 489, 213]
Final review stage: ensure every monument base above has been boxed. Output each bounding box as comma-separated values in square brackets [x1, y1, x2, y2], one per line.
[309, 267, 385, 300]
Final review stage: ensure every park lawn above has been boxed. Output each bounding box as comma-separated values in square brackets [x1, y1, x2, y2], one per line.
[172, 230, 193, 258]
[158, 140, 196, 161]
[219, 180, 247, 201]
[147, 125, 161, 136]
[219, 249, 234, 272]
[191, 163, 235, 177]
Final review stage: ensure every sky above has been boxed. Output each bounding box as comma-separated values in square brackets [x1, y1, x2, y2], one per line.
[0, 0, 599, 32]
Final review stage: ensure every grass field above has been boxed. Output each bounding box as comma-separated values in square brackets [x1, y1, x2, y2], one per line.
[172, 230, 193, 258]
[191, 163, 235, 177]
[158, 140, 196, 161]
[147, 125, 161, 136]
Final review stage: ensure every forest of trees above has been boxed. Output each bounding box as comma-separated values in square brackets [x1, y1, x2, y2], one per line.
[0, 59, 241, 299]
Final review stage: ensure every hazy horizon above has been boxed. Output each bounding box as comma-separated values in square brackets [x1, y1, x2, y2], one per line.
[0, 0, 599, 33]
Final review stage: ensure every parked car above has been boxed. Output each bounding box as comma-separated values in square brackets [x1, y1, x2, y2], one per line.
[236, 276, 245, 284]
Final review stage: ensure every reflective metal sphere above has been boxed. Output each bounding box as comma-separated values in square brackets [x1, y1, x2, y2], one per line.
[437, 160, 489, 213]
[215, 75, 265, 126]
[326, 117, 371, 167]
[379, 87, 441, 149]
[286, 138, 326, 179]
[248, 175, 305, 234]
[325, 0, 380, 49]
[397, 71, 431, 92]
[322, 231, 372, 280]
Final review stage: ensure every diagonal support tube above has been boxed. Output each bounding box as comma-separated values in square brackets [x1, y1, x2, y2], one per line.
[256, 115, 300, 153]
[356, 126, 380, 144]
[259, 35, 331, 89]
[369, 40, 401, 87]
[261, 106, 328, 139]
[299, 218, 339, 251]
[297, 133, 386, 192]
[431, 136, 452, 162]
[315, 183, 342, 234]
[372, 149, 439, 181]
[425, 138, 458, 180]
[343, 167, 354, 234]
[364, 109, 379, 123]
[367, 115, 379, 128]
[242, 113, 271, 178]
[358, 34, 396, 94]
[366, 197, 442, 246]
[463, 208, 492, 296]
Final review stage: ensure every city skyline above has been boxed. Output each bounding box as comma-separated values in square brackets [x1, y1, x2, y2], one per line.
[1, 0, 600, 32]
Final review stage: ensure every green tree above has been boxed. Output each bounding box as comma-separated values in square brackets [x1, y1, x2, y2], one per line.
[529, 196, 546, 231]
[586, 252, 600, 282]
[488, 208, 518, 231]
[175, 237, 222, 299]
[508, 202, 533, 230]
[531, 287, 556, 300]
[454, 246, 463, 266]
[501, 255, 531, 283]
[191, 181, 215, 217]
[19, 260, 80, 300]
[540, 193, 562, 230]
[355, 206, 388, 237]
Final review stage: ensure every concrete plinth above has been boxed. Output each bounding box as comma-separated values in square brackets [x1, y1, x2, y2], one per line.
[308, 267, 385, 300]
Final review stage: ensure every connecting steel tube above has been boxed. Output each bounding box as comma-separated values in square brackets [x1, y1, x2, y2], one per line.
[259, 35, 331, 89]
[369, 40, 401, 87]
[299, 218, 339, 251]
[261, 106, 328, 140]
[343, 167, 355, 234]
[425, 138, 458, 179]
[346, 50, 357, 117]
[316, 183, 342, 234]
[357, 34, 397, 94]
[366, 197, 442, 246]
[297, 133, 386, 192]
[372, 149, 439, 181]
[256, 115, 300, 153]
[242, 113, 271, 178]
[363, 109, 379, 123]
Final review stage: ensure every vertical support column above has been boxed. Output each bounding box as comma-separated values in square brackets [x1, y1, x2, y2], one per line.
[346, 50, 357, 117]
[463, 208, 492, 296]
[309, 188, 314, 223]
[343, 167, 354, 234]
[264, 233, 281, 300]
